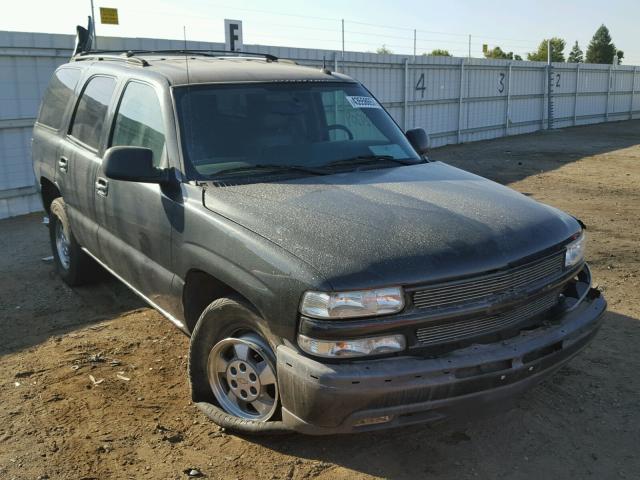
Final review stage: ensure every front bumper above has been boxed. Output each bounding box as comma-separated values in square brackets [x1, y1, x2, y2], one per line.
[277, 288, 606, 434]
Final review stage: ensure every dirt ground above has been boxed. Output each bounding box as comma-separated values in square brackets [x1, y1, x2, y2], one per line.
[1, 120, 639, 480]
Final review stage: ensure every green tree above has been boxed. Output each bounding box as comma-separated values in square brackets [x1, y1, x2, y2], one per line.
[484, 46, 522, 61]
[567, 41, 584, 63]
[527, 37, 566, 62]
[585, 25, 618, 64]
[426, 49, 451, 56]
[376, 45, 392, 55]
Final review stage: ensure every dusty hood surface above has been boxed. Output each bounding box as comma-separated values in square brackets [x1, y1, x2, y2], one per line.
[203, 162, 579, 290]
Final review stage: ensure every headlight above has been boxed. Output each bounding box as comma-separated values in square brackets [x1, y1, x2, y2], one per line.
[300, 287, 405, 319]
[565, 232, 586, 267]
[297, 334, 406, 358]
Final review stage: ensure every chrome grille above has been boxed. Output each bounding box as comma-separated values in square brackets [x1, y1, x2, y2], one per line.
[415, 293, 559, 346]
[412, 252, 564, 310]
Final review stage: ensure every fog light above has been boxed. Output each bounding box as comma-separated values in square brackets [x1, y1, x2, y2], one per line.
[297, 334, 406, 358]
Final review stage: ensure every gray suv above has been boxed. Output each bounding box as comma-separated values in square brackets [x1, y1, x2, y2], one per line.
[32, 47, 606, 434]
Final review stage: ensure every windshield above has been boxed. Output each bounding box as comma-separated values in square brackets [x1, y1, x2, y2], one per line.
[173, 82, 421, 179]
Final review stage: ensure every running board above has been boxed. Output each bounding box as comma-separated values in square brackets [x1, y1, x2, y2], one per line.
[81, 247, 188, 334]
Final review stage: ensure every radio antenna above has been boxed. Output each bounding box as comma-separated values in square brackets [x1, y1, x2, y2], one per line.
[183, 26, 191, 85]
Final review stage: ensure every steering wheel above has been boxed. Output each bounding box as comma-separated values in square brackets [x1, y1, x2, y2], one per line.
[327, 124, 354, 140]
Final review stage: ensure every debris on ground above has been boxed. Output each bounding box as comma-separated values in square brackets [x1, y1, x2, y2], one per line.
[184, 468, 204, 477]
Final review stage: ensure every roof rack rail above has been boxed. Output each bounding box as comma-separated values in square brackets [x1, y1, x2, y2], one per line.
[73, 49, 279, 64]
[71, 53, 150, 66]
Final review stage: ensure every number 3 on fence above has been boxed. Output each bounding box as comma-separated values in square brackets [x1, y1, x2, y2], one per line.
[498, 73, 505, 93]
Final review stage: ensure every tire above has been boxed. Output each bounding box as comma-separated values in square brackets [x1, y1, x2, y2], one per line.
[189, 296, 291, 435]
[49, 197, 95, 286]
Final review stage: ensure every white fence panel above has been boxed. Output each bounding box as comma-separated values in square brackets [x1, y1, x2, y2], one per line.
[0, 30, 639, 219]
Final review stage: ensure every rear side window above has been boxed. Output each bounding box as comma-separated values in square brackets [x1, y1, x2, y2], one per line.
[111, 82, 166, 166]
[70, 76, 116, 150]
[38, 69, 81, 129]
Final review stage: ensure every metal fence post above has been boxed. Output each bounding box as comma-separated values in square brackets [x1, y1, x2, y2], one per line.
[403, 57, 409, 130]
[573, 63, 580, 126]
[541, 65, 547, 129]
[457, 59, 465, 142]
[630, 67, 637, 120]
[606, 65, 612, 121]
[505, 62, 512, 136]
[333, 52, 339, 123]
[547, 65, 554, 129]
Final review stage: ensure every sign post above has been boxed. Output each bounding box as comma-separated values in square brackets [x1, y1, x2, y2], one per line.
[224, 19, 243, 52]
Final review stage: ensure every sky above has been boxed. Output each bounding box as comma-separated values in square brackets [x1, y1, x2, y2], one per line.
[2, 0, 639, 64]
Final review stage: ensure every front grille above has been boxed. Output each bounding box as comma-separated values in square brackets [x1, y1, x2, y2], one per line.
[412, 252, 565, 310]
[415, 292, 559, 346]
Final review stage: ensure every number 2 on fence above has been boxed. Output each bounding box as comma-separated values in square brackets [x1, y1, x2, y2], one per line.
[415, 73, 426, 98]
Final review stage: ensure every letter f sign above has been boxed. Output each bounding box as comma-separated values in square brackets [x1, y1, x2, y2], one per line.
[224, 19, 243, 52]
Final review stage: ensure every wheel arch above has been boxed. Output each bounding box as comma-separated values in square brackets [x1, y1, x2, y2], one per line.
[182, 268, 258, 333]
[40, 176, 61, 214]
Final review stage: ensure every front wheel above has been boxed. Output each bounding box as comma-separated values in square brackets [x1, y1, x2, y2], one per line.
[189, 297, 290, 434]
[207, 333, 279, 421]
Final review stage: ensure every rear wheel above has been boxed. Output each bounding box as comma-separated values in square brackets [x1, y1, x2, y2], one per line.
[189, 296, 290, 434]
[48, 198, 94, 286]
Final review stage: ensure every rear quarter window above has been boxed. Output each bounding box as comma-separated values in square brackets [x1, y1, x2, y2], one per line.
[37, 68, 81, 129]
[69, 76, 117, 150]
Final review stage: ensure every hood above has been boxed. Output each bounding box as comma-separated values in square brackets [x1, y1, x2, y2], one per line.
[203, 162, 579, 290]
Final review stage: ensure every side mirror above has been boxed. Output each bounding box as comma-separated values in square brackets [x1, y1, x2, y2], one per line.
[406, 128, 430, 156]
[103, 146, 168, 183]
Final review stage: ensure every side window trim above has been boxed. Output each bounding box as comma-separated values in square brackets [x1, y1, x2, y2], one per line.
[67, 74, 117, 153]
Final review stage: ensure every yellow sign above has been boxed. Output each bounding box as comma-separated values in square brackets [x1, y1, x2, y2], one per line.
[482, 44, 488, 53]
[100, 7, 119, 25]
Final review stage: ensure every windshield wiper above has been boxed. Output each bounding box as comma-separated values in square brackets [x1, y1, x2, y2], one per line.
[210, 164, 328, 178]
[324, 155, 416, 169]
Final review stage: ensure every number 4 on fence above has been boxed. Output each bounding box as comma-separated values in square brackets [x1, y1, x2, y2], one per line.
[415, 73, 426, 98]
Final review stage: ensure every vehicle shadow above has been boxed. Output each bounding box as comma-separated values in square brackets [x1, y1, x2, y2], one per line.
[246, 309, 640, 479]
[0, 213, 144, 356]
[432, 119, 640, 186]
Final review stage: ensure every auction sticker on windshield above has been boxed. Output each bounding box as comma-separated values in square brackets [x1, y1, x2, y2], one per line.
[346, 96, 382, 109]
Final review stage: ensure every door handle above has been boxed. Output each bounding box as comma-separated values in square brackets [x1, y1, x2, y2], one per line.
[58, 156, 68, 173]
[95, 177, 109, 197]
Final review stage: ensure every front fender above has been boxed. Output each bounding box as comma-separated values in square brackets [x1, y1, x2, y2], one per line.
[175, 192, 330, 343]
